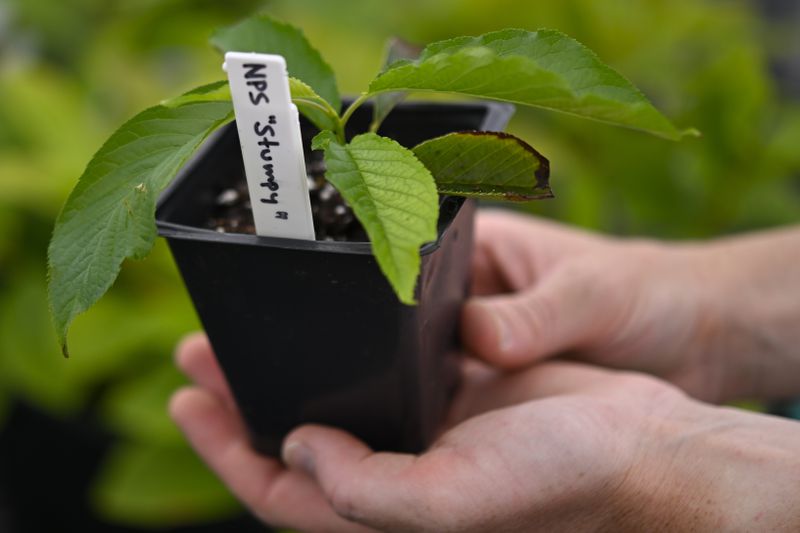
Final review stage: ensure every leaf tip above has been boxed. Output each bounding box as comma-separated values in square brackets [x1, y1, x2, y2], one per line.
[52, 306, 71, 358]
[398, 291, 418, 306]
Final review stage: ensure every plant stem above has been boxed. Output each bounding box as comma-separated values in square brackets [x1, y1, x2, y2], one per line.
[334, 120, 347, 144]
[338, 93, 372, 142]
[368, 118, 381, 133]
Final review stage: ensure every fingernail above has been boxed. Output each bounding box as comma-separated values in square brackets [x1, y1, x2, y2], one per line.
[282, 441, 316, 477]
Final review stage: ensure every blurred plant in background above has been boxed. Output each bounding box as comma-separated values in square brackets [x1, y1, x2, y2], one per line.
[0, 0, 798, 530]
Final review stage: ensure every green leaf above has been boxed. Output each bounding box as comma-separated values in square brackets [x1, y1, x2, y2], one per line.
[0, 263, 197, 415]
[312, 131, 438, 304]
[211, 14, 340, 112]
[288, 77, 340, 132]
[48, 91, 234, 355]
[161, 80, 230, 108]
[1, 272, 85, 414]
[371, 37, 422, 132]
[163, 78, 339, 132]
[92, 442, 239, 527]
[414, 131, 553, 200]
[368, 29, 689, 140]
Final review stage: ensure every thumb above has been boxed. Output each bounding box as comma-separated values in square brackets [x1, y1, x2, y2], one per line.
[461, 268, 600, 368]
[282, 425, 425, 531]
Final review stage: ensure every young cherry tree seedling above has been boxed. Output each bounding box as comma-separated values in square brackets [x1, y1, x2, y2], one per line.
[48, 14, 695, 355]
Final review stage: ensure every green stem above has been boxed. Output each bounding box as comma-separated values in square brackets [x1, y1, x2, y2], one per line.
[368, 118, 381, 133]
[333, 120, 347, 144]
[337, 93, 372, 142]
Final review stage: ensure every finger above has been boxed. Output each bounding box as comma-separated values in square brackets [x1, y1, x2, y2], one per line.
[470, 210, 537, 296]
[470, 233, 511, 296]
[263, 468, 375, 532]
[461, 266, 602, 368]
[281, 364, 622, 531]
[174, 333, 234, 407]
[282, 425, 439, 532]
[448, 360, 619, 424]
[170, 388, 367, 532]
[470, 210, 601, 297]
[169, 387, 280, 514]
[441, 358, 498, 430]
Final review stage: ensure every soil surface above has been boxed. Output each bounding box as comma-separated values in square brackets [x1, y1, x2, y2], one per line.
[205, 150, 367, 241]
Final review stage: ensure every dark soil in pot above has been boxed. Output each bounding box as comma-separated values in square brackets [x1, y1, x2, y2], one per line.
[205, 150, 366, 241]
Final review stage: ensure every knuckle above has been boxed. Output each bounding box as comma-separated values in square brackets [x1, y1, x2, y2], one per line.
[328, 479, 364, 523]
[519, 290, 558, 336]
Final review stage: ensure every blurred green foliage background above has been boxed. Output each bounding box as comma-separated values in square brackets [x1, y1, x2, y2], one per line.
[0, 0, 798, 530]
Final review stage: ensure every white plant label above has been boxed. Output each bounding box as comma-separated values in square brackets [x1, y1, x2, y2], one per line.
[223, 52, 315, 240]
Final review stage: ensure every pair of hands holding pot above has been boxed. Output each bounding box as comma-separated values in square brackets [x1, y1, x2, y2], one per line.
[171, 211, 800, 532]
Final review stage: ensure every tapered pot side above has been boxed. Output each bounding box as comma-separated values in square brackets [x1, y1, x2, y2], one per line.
[156, 101, 514, 455]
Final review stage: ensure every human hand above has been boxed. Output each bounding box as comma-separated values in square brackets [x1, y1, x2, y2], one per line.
[170, 333, 800, 532]
[462, 210, 800, 403]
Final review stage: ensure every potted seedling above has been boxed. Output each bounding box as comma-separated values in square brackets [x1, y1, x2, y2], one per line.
[48, 15, 693, 456]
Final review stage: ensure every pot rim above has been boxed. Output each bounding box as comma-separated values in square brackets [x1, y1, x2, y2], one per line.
[156, 100, 514, 256]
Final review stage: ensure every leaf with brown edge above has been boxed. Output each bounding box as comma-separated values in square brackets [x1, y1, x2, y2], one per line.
[413, 131, 553, 200]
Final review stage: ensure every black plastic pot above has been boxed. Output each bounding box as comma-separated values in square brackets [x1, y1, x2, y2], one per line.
[156, 101, 514, 456]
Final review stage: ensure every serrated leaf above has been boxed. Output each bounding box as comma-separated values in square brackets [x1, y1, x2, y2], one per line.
[413, 131, 553, 200]
[312, 131, 438, 304]
[92, 442, 239, 527]
[288, 77, 340, 131]
[163, 78, 339, 132]
[372, 37, 422, 131]
[368, 29, 688, 140]
[211, 14, 340, 114]
[161, 80, 230, 108]
[48, 91, 234, 355]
